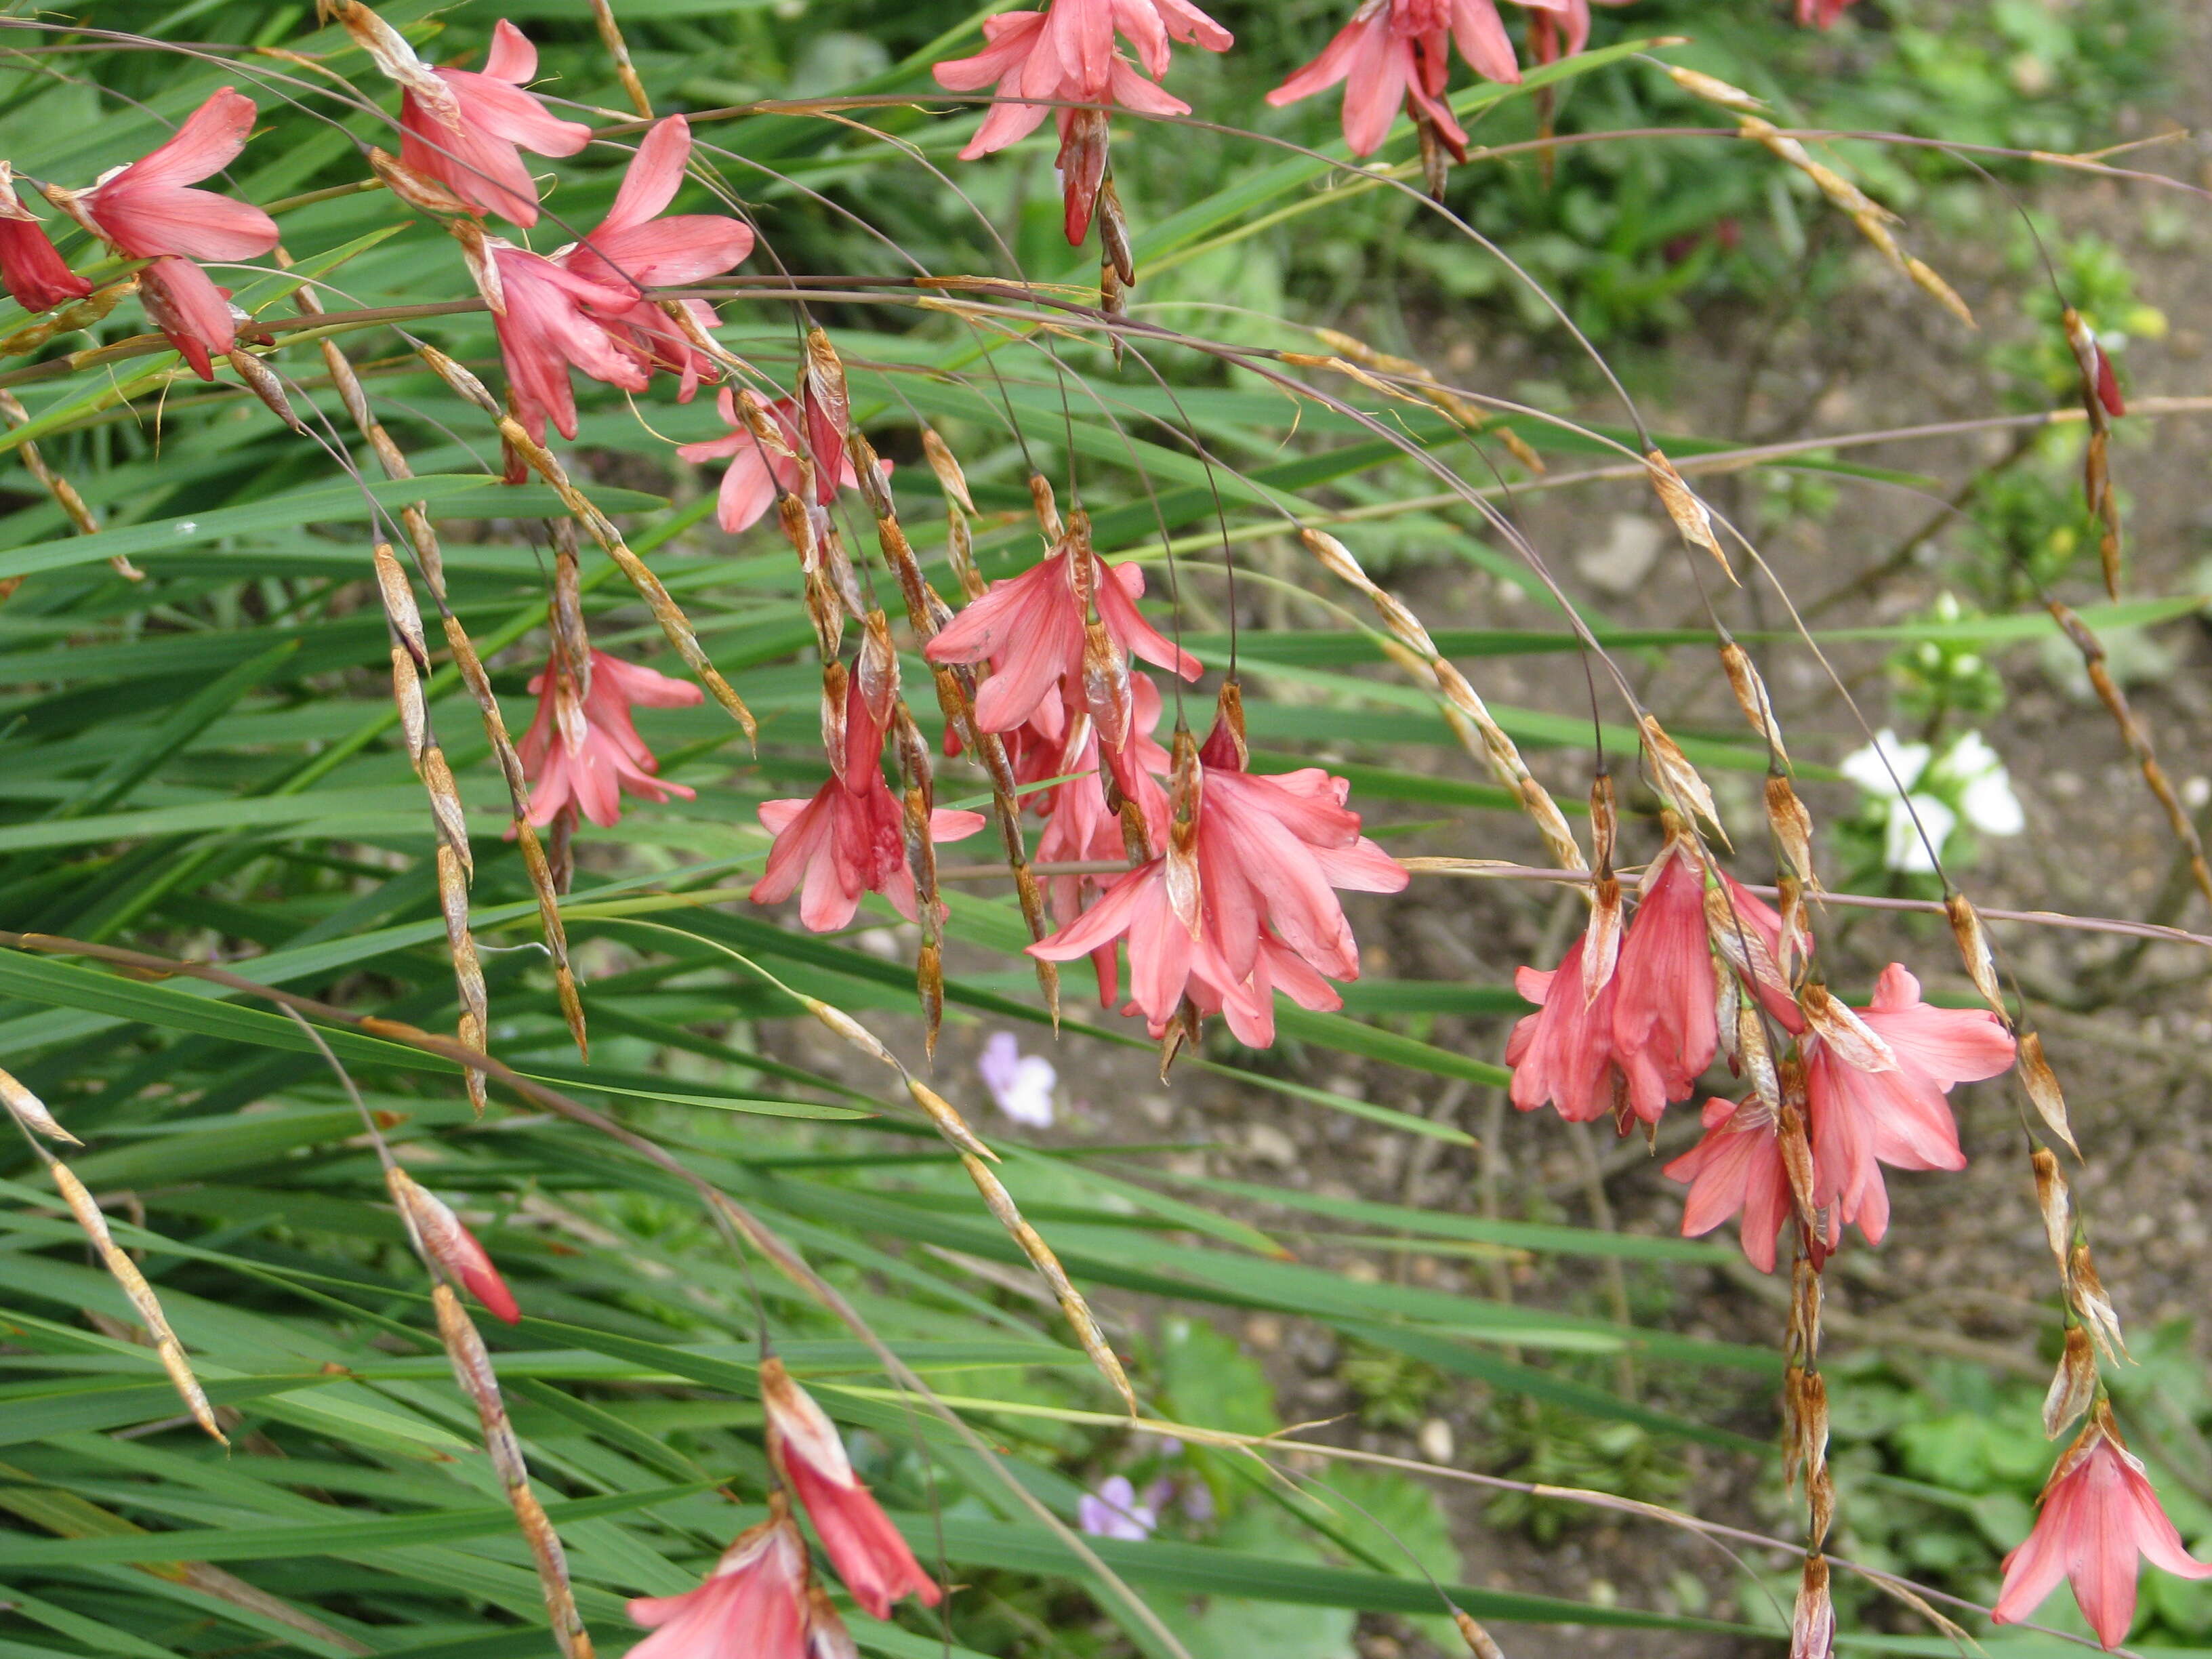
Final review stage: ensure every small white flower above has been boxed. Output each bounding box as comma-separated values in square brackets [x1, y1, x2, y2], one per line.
[1839, 729, 1931, 799]
[978, 1031, 1057, 1128]
[1883, 793, 1956, 874]
[1940, 732, 2025, 836]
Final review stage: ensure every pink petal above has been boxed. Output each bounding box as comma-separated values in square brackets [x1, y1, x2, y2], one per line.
[603, 115, 690, 235]
[1450, 0, 1523, 81]
[1340, 22, 1412, 156]
[483, 18, 540, 83]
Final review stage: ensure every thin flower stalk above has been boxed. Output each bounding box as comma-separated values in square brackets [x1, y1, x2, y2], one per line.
[1297, 526, 1584, 872]
[430, 1284, 596, 1658]
[41, 1153, 224, 1444]
[846, 423, 1062, 1023]
[413, 342, 754, 740]
[369, 538, 491, 1112]
[285, 250, 584, 1051]
[0, 388, 142, 581]
[2046, 596, 2212, 906]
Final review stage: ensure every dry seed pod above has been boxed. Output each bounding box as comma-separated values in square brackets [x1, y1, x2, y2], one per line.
[1637, 714, 1727, 844]
[1785, 1222, 1822, 1364]
[436, 844, 489, 1118]
[1765, 775, 1816, 888]
[1643, 449, 1730, 573]
[1496, 427, 1545, 474]
[920, 428, 975, 511]
[2067, 1242, 2127, 1362]
[1942, 893, 2008, 1019]
[2047, 599, 2211, 902]
[2030, 1146, 2072, 1267]
[50, 1161, 224, 1443]
[0, 276, 134, 361]
[1777, 1099, 1818, 1233]
[2043, 1326, 2097, 1439]
[1452, 1610, 1505, 1659]
[430, 1284, 594, 1658]
[961, 1151, 1136, 1412]
[1028, 473, 1064, 543]
[1798, 984, 1897, 1073]
[2018, 1031, 2079, 1158]
[0, 1065, 77, 1144]
[1666, 64, 1765, 112]
[224, 348, 302, 431]
[1790, 1554, 1835, 1659]
[0, 387, 142, 579]
[1906, 257, 1975, 329]
[1720, 641, 1786, 762]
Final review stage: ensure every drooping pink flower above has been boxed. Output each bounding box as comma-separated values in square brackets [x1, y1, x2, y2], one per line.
[1267, 0, 1563, 156]
[555, 115, 754, 405]
[1663, 1097, 1793, 1273]
[518, 649, 703, 829]
[628, 1507, 811, 1659]
[388, 1168, 521, 1324]
[75, 89, 279, 262]
[752, 686, 985, 933]
[68, 88, 279, 379]
[677, 390, 885, 533]
[394, 19, 591, 228]
[933, 0, 1232, 161]
[1035, 680, 1170, 1005]
[1801, 964, 2013, 1246]
[134, 258, 243, 381]
[1029, 736, 1404, 1036]
[0, 180, 89, 312]
[924, 541, 1200, 741]
[1993, 1409, 2212, 1650]
[760, 1357, 941, 1617]
[481, 240, 649, 446]
[1504, 934, 1629, 1123]
[1610, 836, 1719, 1124]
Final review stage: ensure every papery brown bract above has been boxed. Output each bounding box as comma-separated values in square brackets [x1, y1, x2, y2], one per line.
[517, 649, 704, 829]
[1994, 1408, 2212, 1649]
[627, 1508, 811, 1659]
[760, 1357, 942, 1618]
[396, 19, 591, 227]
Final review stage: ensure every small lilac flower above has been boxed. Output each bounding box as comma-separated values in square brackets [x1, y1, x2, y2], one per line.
[1078, 1475, 1156, 1541]
[979, 1031, 1057, 1128]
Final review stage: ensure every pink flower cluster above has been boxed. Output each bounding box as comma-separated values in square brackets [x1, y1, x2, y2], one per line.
[5, 88, 282, 377]
[1504, 834, 2017, 1272]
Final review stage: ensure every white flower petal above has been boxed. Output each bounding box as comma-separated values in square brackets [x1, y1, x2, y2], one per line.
[1840, 729, 1931, 798]
[1961, 769, 2025, 836]
[1883, 794, 1956, 874]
